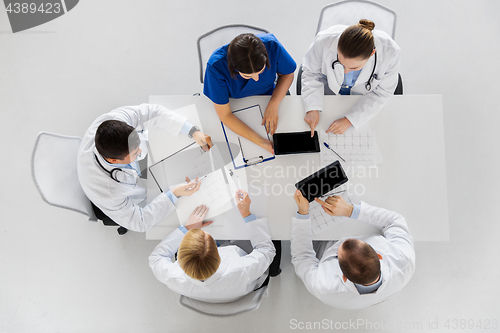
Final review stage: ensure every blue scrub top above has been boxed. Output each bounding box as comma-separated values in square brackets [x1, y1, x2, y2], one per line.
[203, 33, 296, 105]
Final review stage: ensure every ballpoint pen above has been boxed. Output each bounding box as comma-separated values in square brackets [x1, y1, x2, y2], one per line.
[236, 176, 244, 201]
[187, 174, 208, 190]
[323, 142, 346, 162]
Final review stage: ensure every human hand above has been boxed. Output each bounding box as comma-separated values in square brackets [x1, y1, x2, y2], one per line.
[192, 131, 213, 152]
[314, 195, 353, 217]
[294, 190, 310, 215]
[236, 190, 251, 218]
[326, 117, 352, 135]
[304, 110, 320, 137]
[257, 137, 274, 155]
[185, 205, 213, 230]
[172, 177, 201, 197]
[262, 102, 279, 135]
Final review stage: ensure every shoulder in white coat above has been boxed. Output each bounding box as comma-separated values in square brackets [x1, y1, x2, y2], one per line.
[77, 104, 188, 232]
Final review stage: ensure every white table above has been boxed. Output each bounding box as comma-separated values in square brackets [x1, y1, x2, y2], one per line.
[146, 95, 449, 242]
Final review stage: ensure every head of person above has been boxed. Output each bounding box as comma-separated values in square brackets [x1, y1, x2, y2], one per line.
[178, 229, 221, 280]
[337, 238, 381, 285]
[227, 33, 270, 81]
[337, 19, 376, 74]
[95, 120, 141, 164]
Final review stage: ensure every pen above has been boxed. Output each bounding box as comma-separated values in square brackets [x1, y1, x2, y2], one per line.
[323, 142, 346, 162]
[236, 177, 244, 201]
[187, 174, 208, 190]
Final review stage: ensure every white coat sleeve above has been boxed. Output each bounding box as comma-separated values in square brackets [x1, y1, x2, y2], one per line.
[356, 201, 415, 262]
[345, 47, 401, 128]
[86, 103, 188, 232]
[109, 103, 188, 136]
[239, 218, 276, 282]
[148, 228, 185, 284]
[290, 217, 340, 297]
[301, 37, 327, 113]
[99, 190, 176, 233]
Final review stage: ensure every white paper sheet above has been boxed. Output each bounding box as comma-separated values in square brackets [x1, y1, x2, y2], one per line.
[171, 168, 233, 224]
[320, 129, 378, 166]
[309, 184, 360, 236]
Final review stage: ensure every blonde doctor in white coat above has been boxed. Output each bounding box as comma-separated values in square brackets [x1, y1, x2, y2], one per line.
[77, 103, 212, 233]
[291, 190, 415, 309]
[149, 191, 275, 303]
[302, 19, 401, 135]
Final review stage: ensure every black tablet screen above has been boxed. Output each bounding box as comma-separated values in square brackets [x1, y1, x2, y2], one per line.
[295, 161, 348, 202]
[273, 131, 320, 155]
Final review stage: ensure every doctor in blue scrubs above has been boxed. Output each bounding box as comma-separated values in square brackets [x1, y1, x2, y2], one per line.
[204, 33, 296, 154]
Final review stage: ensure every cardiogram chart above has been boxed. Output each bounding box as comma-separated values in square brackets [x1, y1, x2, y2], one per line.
[183, 145, 231, 210]
[321, 130, 377, 165]
[309, 185, 358, 236]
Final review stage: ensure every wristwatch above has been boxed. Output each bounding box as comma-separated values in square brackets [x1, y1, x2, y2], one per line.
[188, 126, 200, 138]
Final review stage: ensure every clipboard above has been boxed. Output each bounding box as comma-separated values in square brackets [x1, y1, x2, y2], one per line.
[149, 143, 225, 193]
[221, 105, 275, 169]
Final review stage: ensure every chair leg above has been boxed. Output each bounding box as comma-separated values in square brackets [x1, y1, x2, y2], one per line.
[117, 227, 128, 235]
[269, 240, 282, 277]
[394, 73, 403, 95]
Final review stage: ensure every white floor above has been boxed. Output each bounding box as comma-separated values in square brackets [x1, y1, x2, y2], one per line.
[1, 1, 499, 332]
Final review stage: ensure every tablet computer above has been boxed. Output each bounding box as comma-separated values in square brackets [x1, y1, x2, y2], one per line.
[273, 131, 320, 155]
[295, 161, 348, 202]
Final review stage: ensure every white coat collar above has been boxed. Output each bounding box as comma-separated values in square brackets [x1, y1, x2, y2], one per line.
[341, 256, 390, 296]
[93, 148, 116, 172]
[329, 35, 381, 89]
[186, 261, 228, 286]
[320, 240, 390, 296]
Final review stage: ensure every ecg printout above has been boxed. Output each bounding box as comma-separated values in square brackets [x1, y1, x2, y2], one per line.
[309, 185, 359, 236]
[170, 168, 232, 224]
[320, 129, 378, 166]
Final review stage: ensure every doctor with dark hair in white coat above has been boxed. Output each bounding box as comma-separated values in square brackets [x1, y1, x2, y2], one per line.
[77, 103, 212, 233]
[302, 19, 401, 136]
[291, 190, 415, 309]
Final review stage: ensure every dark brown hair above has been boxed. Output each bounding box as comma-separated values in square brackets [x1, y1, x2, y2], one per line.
[95, 120, 140, 159]
[227, 33, 270, 78]
[338, 19, 375, 59]
[338, 238, 381, 285]
[178, 229, 221, 280]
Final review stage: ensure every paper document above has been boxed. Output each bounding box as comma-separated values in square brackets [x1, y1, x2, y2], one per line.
[320, 129, 379, 166]
[309, 185, 359, 236]
[171, 168, 232, 224]
[222, 105, 275, 169]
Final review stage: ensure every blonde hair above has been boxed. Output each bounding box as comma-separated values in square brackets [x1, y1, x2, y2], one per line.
[178, 229, 221, 280]
[338, 19, 375, 59]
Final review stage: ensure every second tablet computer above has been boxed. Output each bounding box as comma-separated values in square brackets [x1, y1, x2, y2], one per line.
[273, 131, 320, 155]
[295, 161, 348, 202]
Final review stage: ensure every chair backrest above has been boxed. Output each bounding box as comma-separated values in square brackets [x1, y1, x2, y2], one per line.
[197, 24, 269, 83]
[31, 132, 96, 220]
[179, 286, 268, 317]
[316, 0, 397, 39]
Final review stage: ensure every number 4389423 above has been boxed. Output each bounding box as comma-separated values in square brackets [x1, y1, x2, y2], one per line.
[6, 3, 61, 14]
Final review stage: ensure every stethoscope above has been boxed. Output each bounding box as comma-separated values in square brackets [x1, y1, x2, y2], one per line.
[332, 51, 377, 91]
[94, 154, 137, 186]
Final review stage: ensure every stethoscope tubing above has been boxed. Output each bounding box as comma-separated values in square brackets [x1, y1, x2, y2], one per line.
[332, 52, 377, 91]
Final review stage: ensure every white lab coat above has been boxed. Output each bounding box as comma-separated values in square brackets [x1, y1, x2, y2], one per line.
[301, 25, 401, 128]
[291, 202, 415, 309]
[77, 104, 188, 232]
[149, 218, 275, 303]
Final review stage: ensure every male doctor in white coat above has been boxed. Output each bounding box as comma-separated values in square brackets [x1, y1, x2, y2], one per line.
[301, 19, 401, 136]
[149, 190, 275, 303]
[291, 190, 415, 309]
[77, 103, 212, 234]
